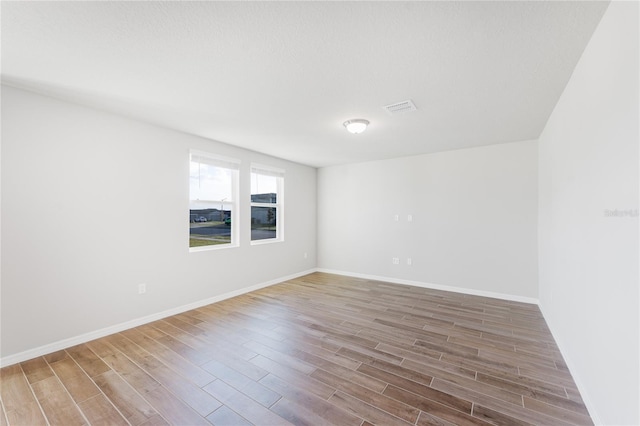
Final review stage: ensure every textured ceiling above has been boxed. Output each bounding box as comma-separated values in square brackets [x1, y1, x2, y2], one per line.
[1, 1, 609, 167]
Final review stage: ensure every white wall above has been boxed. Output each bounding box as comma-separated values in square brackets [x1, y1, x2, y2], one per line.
[0, 85, 317, 361]
[538, 2, 639, 425]
[318, 140, 538, 300]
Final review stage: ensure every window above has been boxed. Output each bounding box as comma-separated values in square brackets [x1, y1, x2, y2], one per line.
[189, 151, 239, 250]
[250, 164, 284, 243]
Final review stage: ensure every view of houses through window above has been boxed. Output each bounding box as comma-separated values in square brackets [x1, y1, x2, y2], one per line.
[251, 165, 284, 242]
[189, 152, 238, 249]
[189, 154, 284, 249]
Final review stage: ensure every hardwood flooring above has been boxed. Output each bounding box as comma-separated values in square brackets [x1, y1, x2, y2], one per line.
[0, 272, 592, 425]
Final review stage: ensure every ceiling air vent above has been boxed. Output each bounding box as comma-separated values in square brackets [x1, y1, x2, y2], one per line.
[383, 99, 417, 115]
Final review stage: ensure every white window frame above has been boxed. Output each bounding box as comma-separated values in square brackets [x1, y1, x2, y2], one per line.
[250, 163, 284, 245]
[189, 150, 240, 252]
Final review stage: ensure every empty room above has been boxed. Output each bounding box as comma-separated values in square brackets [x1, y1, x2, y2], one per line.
[1, 1, 638, 426]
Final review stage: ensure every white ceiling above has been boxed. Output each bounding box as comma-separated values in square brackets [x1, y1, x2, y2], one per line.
[1, 1, 609, 167]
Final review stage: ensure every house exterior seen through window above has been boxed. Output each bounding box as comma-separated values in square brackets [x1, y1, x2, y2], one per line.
[189, 152, 239, 250]
[251, 165, 284, 243]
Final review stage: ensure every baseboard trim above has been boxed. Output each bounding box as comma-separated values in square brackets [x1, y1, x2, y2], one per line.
[0, 267, 540, 367]
[537, 304, 602, 426]
[316, 268, 540, 305]
[0, 268, 316, 368]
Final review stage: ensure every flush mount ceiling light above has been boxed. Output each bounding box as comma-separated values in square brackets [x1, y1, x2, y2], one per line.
[343, 119, 370, 134]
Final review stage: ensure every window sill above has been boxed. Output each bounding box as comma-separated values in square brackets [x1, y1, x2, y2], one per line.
[189, 243, 239, 253]
[250, 238, 283, 246]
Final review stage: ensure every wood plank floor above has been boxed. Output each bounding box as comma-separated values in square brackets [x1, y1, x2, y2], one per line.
[0, 272, 592, 425]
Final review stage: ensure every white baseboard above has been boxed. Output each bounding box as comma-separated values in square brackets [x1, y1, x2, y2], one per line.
[2, 266, 600, 422]
[316, 268, 540, 305]
[0, 268, 316, 368]
[537, 304, 602, 426]
[0, 267, 539, 367]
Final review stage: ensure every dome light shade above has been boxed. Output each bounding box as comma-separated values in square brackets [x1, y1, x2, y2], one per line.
[343, 119, 369, 134]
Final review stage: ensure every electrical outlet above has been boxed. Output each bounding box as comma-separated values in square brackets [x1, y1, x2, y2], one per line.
[407, 258, 412, 266]
[394, 214, 399, 222]
[304, 252, 308, 259]
[407, 214, 413, 222]
[138, 283, 146, 294]
[392, 257, 399, 265]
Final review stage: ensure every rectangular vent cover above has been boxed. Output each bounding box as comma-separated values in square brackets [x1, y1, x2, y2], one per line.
[383, 99, 417, 115]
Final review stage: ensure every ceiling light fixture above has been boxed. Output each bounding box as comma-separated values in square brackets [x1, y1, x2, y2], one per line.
[343, 119, 370, 134]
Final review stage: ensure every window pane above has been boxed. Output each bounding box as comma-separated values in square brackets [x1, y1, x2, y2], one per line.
[190, 161, 233, 202]
[190, 201, 233, 247]
[251, 173, 277, 203]
[190, 152, 237, 250]
[251, 206, 277, 240]
[250, 165, 283, 243]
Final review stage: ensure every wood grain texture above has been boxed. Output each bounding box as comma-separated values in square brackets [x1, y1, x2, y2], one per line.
[77, 394, 129, 426]
[0, 272, 592, 425]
